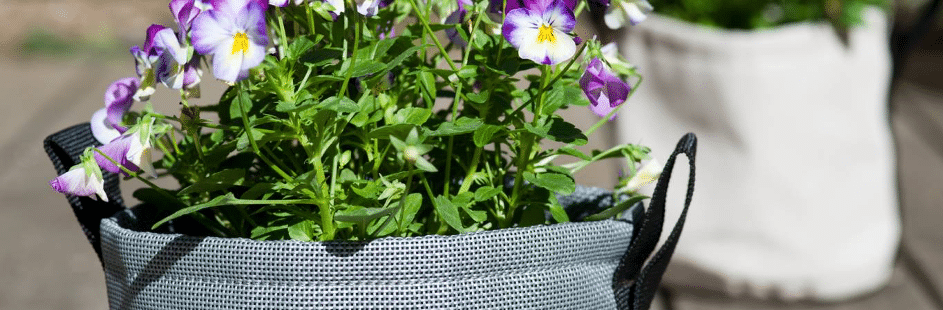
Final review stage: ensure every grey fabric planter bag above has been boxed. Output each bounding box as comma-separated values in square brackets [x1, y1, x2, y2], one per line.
[45, 123, 697, 310]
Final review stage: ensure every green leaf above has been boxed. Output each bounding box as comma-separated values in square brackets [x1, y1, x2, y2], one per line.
[428, 117, 483, 136]
[318, 96, 360, 113]
[464, 91, 489, 104]
[399, 193, 422, 227]
[178, 169, 246, 195]
[349, 60, 387, 78]
[133, 188, 184, 209]
[558, 146, 591, 160]
[385, 45, 424, 70]
[241, 183, 275, 200]
[367, 123, 414, 139]
[287, 220, 316, 241]
[433, 196, 465, 233]
[350, 181, 379, 199]
[519, 205, 546, 227]
[392, 107, 432, 125]
[524, 117, 587, 145]
[474, 186, 503, 202]
[523, 171, 576, 195]
[335, 205, 394, 223]
[473, 124, 503, 147]
[236, 128, 265, 151]
[548, 195, 570, 223]
[413, 157, 438, 173]
[288, 35, 317, 60]
[543, 85, 588, 114]
[301, 47, 343, 67]
[457, 65, 478, 78]
[418, 71, 436, 104]
[152, 193, 239, 229]
[463, 208, 488, 222]
[583, 195, 649, 221]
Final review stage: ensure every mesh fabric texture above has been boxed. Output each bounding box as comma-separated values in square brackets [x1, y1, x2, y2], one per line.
[101, 188, 635, 310]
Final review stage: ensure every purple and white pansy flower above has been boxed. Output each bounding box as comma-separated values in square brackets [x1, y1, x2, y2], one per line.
[49, 166, 108, 202]
[579, 57, 630, 120]
[49, 151, 108, 202]
[444, 0, 473, 47]
[91, 78, 140, 144]
[604, 0, 653, 29]
[130, 25, 166, 100]
[170, 0, 203, 38]
[150, 25, 193, 90]
[501, 0, 578, 65]
[94, 131, 157, 178]
[191, 0, 269, 84]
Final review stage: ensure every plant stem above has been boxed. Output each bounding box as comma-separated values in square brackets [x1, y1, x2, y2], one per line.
[456, 147, 481, 194]
[275, 7, 290, 60]
[396, 165, 415, 236]
[237, 82, 292, 182]
[338, 0, 361, 98]
[406, 0, 459, 73]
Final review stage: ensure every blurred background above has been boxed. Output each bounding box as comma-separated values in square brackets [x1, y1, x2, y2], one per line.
[1, 0, 942, 309]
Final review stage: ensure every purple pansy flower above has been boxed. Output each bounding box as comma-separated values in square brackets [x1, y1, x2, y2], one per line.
[579, 57, 630, 120]
[183, 55, 203, 91]
[91, 78, 140, 144]
[105, 77, 140, 132]
[94, 131, 157, 178]
[502, 0, 578, 65]
[170, 0, 203, 38]
[130, 25, 166, 100]
[604, 0, 652, 29]
[49, 165, 108, 202]
[444, 0, 472, 48]
[490, 0, 575, 14]
[270, 0, 290, 7]
[151, 25, 192, 89]
[191, 0, 269, 84]
[91, 108, 120, 145]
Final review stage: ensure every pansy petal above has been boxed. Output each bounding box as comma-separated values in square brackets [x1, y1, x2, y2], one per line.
[104, 78, 138, 131]
[502, 9, 540, 49]
[542, 29, 576, 64]
[589, 92, 617, 119]
[212, 38, 244, 83]
[143, 24, 168, 51]
[191, 10, 235, 55]
[94, 135, 140, 175]
[49, 167, 106, 201]
[91, 108, 121, 144]
[542, 0, 576, 32]
[154, 28, 187, 63]
[127, 133, 157, 178]
[243, 1, 269, 44]
[245, 35, 267, 67]
[604, 5, 627, 29]
[270, 0, 289, 7]
[624, 2, 650, 25]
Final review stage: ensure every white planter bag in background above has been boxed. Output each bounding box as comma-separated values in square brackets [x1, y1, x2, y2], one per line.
[610, 8, 900, 301]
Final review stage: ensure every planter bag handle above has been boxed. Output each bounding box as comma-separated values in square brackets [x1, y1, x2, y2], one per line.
[43, 123, 126, 263]
[614, 132, 697, 310]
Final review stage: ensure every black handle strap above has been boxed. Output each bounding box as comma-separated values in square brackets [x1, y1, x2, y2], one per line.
[614, 133, 697, 310]
[44, 123, 126, 263]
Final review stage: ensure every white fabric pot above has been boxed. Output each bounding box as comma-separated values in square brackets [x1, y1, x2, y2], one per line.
[611, 8, 900, 301]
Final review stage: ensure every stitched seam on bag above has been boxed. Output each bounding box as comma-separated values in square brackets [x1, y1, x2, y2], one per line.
[122, 260, 618, 287]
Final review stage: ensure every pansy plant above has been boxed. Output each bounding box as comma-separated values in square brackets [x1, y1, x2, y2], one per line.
[52, 0, 656, 242]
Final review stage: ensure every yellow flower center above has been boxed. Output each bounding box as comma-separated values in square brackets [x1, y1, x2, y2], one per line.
[536, 24, 556, 44]
[231, 32, 249, 55]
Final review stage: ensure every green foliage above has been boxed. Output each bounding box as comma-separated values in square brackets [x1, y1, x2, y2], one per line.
[653, 0, 889, 29]
[121, 0, 654, 241]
